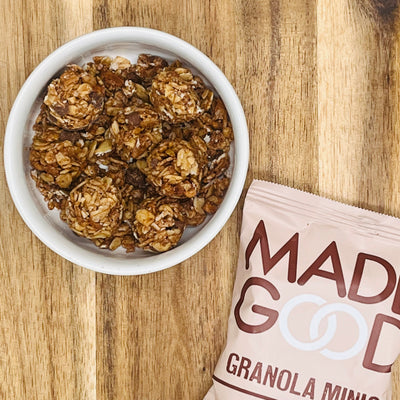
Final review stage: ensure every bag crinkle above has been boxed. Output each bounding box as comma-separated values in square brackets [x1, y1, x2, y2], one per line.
[205, 180, 400, 400]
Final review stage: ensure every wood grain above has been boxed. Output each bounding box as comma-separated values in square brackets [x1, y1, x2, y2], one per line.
[0, 0, 400, 398]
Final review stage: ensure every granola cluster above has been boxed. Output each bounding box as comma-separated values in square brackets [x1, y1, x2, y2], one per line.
[29, 54, 233, 253]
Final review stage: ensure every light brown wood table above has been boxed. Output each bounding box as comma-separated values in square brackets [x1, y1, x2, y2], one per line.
[1, 0, 400, 398]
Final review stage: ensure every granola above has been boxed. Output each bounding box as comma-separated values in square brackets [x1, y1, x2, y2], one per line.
[150, 62, 213, 123]
[137, 139, 203, 199]
[133, 197, 185, 252]
[60, 176, 123, 240]
[44, 65, 105, 131]
[135, 54, 168, 86]
[29, 54, 233, 253]
[109, 101, 162, 160]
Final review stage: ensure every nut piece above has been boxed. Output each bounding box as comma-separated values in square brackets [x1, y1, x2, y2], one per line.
[123, 80, 150, 103]
[60, 177, 123, 239]
[109, 102, 162, 160]
[139, 140, 203, 199]
[133, 198, 185, 252]
[150, 64, 213, 123]
[44, 65, 105, 130]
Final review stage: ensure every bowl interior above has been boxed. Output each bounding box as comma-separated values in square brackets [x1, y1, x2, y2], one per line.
[6, 28, 248, 275]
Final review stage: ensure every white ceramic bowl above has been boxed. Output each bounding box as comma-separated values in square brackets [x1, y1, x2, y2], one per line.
[4, 27, 249, 275]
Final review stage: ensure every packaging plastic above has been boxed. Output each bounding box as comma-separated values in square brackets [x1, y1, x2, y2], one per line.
[205, 180, 400, 400]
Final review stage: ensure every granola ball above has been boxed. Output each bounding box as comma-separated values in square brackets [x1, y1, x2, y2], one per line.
[89, 56, 140, 84]
[198, 97, 231, 131]
[202, 152, 231, 185]
[92, 222, 135, 252]
[201, 175, 230, 214]
[135, 54, 168, 85]
[60, 176, 123, 239]
[149, 63, 213, 123]
[30, 170, 69, 210]
[138, 139, 203, 199]
[178, 197, 206, 226]
[96, 56, 132, 91]
[109, 103, 162, 160]
[44, 65, 105, 131]
[88, 55, 152, 103]
[31, 106, 65, 142]
[30, 138, 89, 189]
[133, 198, 185, 252]
[195, 97, 234, 158]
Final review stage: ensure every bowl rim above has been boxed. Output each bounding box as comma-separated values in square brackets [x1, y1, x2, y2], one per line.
[4, 27, 249, 275]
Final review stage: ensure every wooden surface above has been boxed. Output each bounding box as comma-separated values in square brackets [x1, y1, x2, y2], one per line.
[1, 0, 400, 398]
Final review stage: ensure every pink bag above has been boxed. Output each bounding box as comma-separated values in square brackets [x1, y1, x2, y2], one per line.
[205, 180, 400, 400]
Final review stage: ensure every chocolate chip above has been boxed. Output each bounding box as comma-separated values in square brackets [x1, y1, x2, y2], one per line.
[53, 103, 69, 116]
[138, 54, 168, 69]
[174, 220, 186, 230]
[125, 71, 141, 83]
[89, 91, 104, 109]
[59, 130, 81, 142]
[126, 111, 141, 127]
[125, 167, 146, 188]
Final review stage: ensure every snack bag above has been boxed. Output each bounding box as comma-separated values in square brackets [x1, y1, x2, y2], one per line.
[205, 180, 400, 400]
